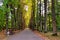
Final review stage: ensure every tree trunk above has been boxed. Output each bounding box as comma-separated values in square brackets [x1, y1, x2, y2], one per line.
[17, 5, 20, 30]
[29, 0, 35, 30]
[6, 4, 9, 34]
[44, 0, 47, 33]
[9, 4, 15, 35]
[6, 12, 9, 34]
[51, 0, 57, 36]
[10, 4, 15, 30]
[39, 0, 42, 32]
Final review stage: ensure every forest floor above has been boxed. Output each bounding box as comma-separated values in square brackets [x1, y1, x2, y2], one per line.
[0, 30, 20, 40]
[34, 30, 60, 40]
[0, 30, 6, 40]
[44, 32, 60, 40]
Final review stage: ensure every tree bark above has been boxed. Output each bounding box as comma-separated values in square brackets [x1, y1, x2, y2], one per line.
[6, 4, 9, 34]
[39, 0, 42, 32]
[29, 0, 35, 30]
[51, 0, 57, 36]
[44, 0, 47, 33]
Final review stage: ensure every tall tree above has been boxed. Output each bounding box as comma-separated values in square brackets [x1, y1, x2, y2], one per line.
[10, 4, 15, 30]
[36, 0, 42, 31]
[6, 4, 9, 34]
[29, 0, 35, 30]
[51, 0, 57, 36]
[44, 0, 47, 33]
[38, 0, 42, 32]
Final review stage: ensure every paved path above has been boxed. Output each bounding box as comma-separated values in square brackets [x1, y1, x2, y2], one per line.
[8, 29, 44, 40]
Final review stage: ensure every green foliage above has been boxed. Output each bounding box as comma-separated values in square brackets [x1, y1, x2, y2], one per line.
[0, 0, 60, 32]
[0, 7, 6, 31]
[0, 0, 20, 31]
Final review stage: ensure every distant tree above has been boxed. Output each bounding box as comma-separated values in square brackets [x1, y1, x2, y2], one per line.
[29, 0, 35, 30]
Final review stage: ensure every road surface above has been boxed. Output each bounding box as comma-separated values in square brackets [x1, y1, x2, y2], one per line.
[8, 29, 44, 40]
